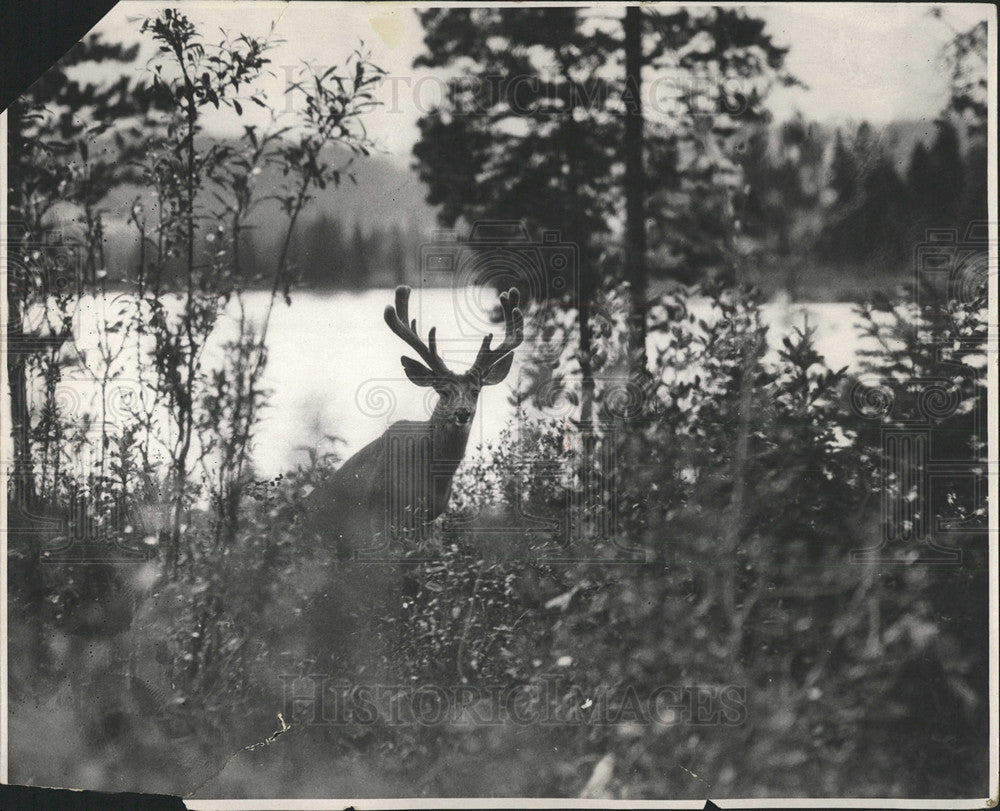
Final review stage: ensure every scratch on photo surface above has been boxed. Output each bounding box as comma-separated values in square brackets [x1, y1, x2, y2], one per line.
[679, 763, 712, 794]
[185, 714, 291, 798]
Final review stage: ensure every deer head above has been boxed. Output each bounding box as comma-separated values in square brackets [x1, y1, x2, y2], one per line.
[384, 285, 524, 430]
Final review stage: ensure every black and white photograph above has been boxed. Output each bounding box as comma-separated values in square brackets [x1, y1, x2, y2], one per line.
[1, 1, 997, 805]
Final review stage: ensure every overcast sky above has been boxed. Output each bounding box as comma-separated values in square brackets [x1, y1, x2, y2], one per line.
[86, 2, 992, 160]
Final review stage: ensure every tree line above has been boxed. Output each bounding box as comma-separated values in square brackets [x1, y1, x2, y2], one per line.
[238, 216, 427, 290]
[741, 113, 987, 292]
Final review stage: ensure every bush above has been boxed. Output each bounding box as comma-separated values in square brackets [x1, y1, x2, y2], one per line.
[10, 279, 988, 797]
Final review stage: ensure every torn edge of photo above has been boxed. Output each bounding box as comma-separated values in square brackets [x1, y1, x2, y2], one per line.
[1, 1, 998, 808]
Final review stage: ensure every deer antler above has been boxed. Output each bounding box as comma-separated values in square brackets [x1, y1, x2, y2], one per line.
[470, 287, 524, 375]
[384, 286, 452, 376]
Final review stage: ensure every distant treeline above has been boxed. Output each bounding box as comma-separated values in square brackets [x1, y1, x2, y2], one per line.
[40, 114, 987, 294]
[68, 212, 432, 291]
[244, 215, 429, 290]
[739, 115, 987, 274]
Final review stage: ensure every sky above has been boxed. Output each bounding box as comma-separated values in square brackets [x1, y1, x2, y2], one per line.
[84, 2, 993, 160]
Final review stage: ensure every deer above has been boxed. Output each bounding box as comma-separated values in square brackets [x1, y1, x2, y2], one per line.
[301, 284, 524, 560]
[293, 285, 523, 675]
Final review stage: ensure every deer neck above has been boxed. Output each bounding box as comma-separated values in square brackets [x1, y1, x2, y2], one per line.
[428, 400, 473, 510]
[429, 403, 472, 470]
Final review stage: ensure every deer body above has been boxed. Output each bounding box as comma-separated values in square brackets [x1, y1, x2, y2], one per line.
[304, 414, 470, 556]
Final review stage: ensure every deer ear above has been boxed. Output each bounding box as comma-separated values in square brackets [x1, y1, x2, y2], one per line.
[401, 356, 438, 387]
[481, 351, 515, 386]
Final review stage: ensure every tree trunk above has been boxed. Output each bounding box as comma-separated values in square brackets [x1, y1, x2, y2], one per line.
[6, 315, 37, 512]
[624, 5, 648, 379]
[6, 102, 38, 511]
[563, 108, 595, 422]
[579, 287, 595, 423]
[6, 100, 48, 672]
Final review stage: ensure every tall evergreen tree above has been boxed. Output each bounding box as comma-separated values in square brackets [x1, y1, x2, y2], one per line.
[820, 121, 909, 265]
[297, 214, 350, 287]
[906, 120, 965, 237]
[927, 119, 965, 226]
[939, 16, 987, 233]
[388, 224, 409, 287]
[739, 114, 826, 297]
[642, 7, 792, 287]
[828, 128, 859, 207]
[413, 7, 619, 417]
[858, 155, 910, 260]
[906, 141, 936, 227]
[348, 222, 370, 290]
[413, 6, 791, 404]
[623, 5, 648, 376]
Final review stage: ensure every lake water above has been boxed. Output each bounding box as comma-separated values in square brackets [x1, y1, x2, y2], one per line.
[30, 289, 876, 477]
